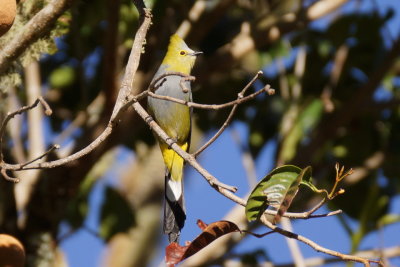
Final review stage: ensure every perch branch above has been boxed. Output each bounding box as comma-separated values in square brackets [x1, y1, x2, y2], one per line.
[147, 77, 274, 110]
[132, 101, 238, 193]
[148, 71, 195, 93]
[146, 71, 275, 157]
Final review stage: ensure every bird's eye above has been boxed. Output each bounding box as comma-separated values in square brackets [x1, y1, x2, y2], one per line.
[180, 51, 186, 55]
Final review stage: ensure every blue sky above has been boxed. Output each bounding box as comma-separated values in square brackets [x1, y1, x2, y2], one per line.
[59, 0, 400, 266]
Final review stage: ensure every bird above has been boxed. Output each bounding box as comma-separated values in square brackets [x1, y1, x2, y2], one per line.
[147, 34, 202, 243]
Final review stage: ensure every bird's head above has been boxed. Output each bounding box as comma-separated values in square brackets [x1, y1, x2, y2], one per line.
[162, 34, 202, 74]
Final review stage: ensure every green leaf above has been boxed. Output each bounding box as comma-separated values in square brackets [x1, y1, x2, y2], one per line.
[99, 186, 135, 242]
[273, 166, 311, 223]
[245, 165, 312, 223]
[377, 214, 400, 228]
[279, 100, 324, 162]
[49, 66, 76, 88]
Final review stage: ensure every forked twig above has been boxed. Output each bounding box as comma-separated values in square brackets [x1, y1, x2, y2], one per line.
[134, 103, 238, 193]
[19, 144, 60, 168]
[0, 97, 52, 163]
[194, 71, 271, 156]
[146, 70, 275, 157]
[147, 83, 274, 110]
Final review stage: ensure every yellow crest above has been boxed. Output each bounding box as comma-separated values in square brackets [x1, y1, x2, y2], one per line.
[161, 34, 199, 74]
[168, 34, 187, 51]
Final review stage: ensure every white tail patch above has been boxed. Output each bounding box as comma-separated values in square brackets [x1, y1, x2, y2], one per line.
[166, 179, 182, 202]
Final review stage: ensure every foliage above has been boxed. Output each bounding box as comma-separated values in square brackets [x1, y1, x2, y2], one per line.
[245, 165, 312, 223]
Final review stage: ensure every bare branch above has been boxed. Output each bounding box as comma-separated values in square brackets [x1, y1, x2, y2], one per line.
[273, 245, 399, 266]
[132, 101, 238, 193]
[281, 218, 306, 267]
[260, 216, 380, 266]
[0, 0, 74, 74]
[194, 71, 271, 156]
[1, 168, 19, 183]
[148, 71, 195, 93]
[110, 3, 152, 121]
[148, 78, 274, 110]
[146, 71, 275, 158]
[20, 144, 60, 168]
[0, 97, 52, 163]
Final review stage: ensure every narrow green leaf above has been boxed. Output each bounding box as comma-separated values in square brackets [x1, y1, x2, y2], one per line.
[377, 214, 400, 227]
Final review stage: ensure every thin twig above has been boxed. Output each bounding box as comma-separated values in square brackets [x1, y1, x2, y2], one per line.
[281, 218, 306, 267]
[212, 183, 341, 219]
[148, 82, 274, 110]
[260, 216, 379, 266]
[0, 97, 52, 163]
[194, 71, 269, 156]
[38, 96, 53, 116]
[148, 71, 195, 94]
[304, 198, 328, 216]
[132, 101, 238, 193]
[1, 169, 19, 183]
[20, 144, 60, 168]
[242, 229, 275, 238]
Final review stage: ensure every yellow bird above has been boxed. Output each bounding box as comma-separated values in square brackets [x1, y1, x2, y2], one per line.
[147, 34, 201, 243]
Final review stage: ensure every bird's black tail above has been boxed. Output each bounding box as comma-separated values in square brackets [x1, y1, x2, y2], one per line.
[164, 172, 186, 243]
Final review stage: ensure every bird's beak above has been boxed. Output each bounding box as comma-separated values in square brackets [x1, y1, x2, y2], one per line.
[190, 51, 203, 56]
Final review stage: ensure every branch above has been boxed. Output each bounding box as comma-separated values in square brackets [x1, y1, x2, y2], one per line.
[0, 96, 52, 163]
[146, 70, 275, 157]
[281, 218, 306, 267]
[274, 245, 400, 267]
[260, 216, 381, 266]
[131, 101, 238, 193]
[148, 71, 195, 93]
[110, 1, 151, 121]
[0, 1, 152, 176]
[194, 71, 272, 156]
[147, 83, 274, 110]
[0, 0, 74, 74]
